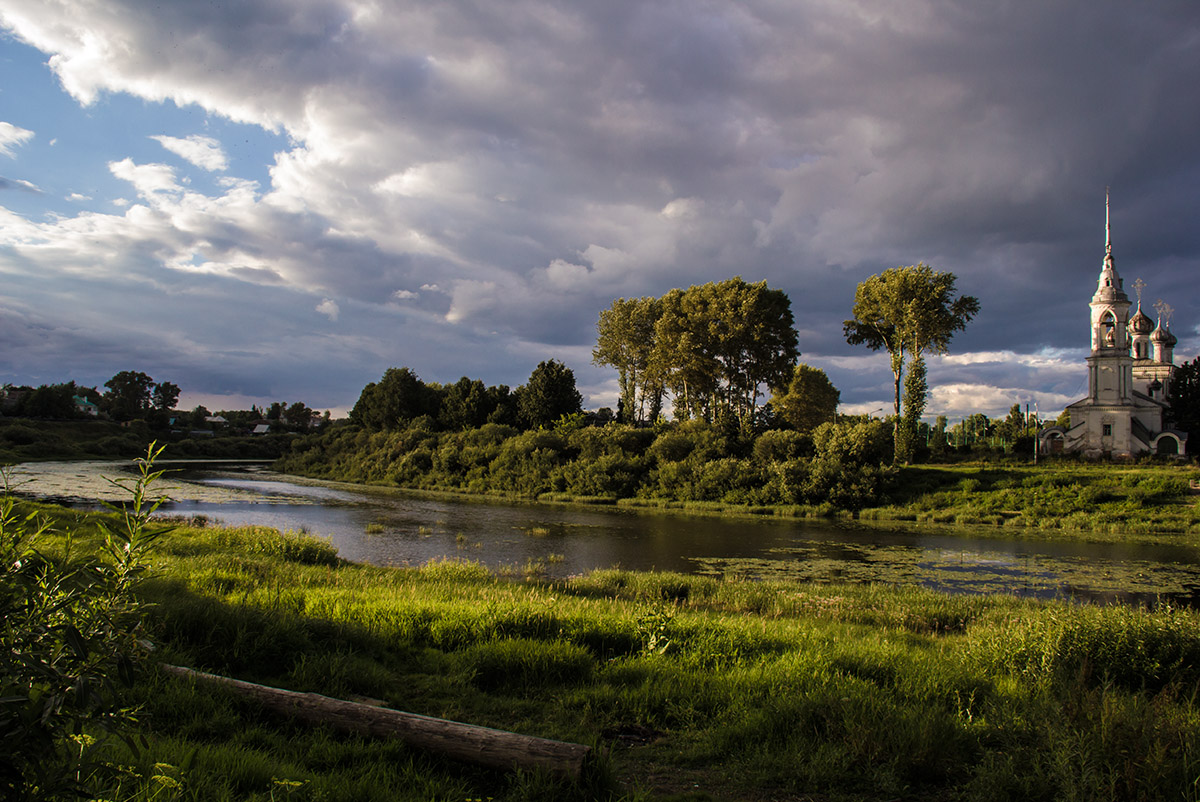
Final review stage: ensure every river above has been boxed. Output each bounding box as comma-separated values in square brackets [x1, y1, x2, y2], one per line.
[7, 459, 1200, 605]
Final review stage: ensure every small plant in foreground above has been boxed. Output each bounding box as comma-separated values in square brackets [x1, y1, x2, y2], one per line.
[0, 444, 166, 800]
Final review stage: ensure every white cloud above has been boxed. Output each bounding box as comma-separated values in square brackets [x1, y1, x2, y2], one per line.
[0, 121, 34, 157]
[66, 192, 92, 202]
[150, 134, 229, 171]
[929, 383, 1077, 420]
[109, 158, 180, 195]
[315, 298, 340, 321]
[392, 289, 418, 300]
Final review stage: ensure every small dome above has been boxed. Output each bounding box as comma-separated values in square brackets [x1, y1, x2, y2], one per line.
[1129, 308, 1154, 335]
[1151, 325, 1178, 346]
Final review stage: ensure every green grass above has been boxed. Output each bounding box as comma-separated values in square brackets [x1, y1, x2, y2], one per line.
[857, 462, 1200, 542]
[14, 498, 1200, 801]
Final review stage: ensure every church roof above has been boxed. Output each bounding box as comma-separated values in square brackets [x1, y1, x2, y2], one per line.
[1151, 324, 1177, 345]
[1129, 306, 1154, 334]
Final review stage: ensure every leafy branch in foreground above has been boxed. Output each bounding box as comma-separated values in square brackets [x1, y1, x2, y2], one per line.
[0, 444, 168, 801]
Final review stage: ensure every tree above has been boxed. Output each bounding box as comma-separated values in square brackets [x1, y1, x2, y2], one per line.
[653, 287, 720, 421]
[517, 360, 582, 429]
[768, 363, 840, 434]
[650, 277, 799, 424]
[593, 296, 663, 424]
[21, 383, 77, 419]
[151, 381, 180, 412]
[103, 371, 155, 421]
[897, 355, 927, 462]
[1167, 356, 1200, 454]
[286, 401, 316, 429]
[437, 377, 494, 430]
[350, 368, 438, 430]
[843, 264, 979, 460]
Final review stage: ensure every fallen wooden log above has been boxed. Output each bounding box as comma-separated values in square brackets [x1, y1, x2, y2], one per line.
[160, 664, 592, 780]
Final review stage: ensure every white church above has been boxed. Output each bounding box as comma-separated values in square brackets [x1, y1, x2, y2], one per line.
[1039, 195, 1188, 458]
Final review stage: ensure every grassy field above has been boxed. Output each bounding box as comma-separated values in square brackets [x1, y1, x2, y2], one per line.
[857, 462, 1200, 541]
[13, 497, 1200, 802]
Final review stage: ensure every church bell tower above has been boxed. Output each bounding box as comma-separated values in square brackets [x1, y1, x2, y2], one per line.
[1085, 190, 1135, 406]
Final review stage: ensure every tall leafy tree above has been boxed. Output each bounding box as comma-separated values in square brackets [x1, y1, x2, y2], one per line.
[843, 264, 979, 459]
[897, 355, 927, 462]
[653, 287, 719, 421]
[651, 278, 798, 424]
[103, 371, 155, 421]
[1167, 356, 1200, 453]
[438, 377, 495, 430]
[517, 360, 582, 429]
[593, 296, 663, 423]
[350, 367, 438, 430]
[768, 363, 840, 434]
[151, 381, 180, 411]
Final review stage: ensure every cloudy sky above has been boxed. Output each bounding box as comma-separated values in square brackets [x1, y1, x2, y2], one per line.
[1, 1, 1198, 420]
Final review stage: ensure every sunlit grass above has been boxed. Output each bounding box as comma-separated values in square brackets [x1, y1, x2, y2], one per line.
[15, 499, 1200, 801]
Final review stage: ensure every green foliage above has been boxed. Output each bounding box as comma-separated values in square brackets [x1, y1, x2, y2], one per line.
[460, 638, 595, 691]
[1167, 355, 1200, 454]
[653, 277, 800, 425]
[592, 295, 664, 424]
[1, 446, 164, 800]
[349, 367, 439, 431]
[517, 360, 583, 429]
[768, 362, 840, 434]
[898, 354, 927, 463]
[844, 264, 979, 460]
[103, 371, 157, 421]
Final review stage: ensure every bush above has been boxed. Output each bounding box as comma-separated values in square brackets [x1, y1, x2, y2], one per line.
[0, 447, 164, 800]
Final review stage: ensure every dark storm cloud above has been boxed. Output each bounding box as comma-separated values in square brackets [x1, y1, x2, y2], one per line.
[1, 0, 1198, 415]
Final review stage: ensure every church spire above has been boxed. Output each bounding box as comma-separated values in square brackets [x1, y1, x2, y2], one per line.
[1104, 186, 1115, 269]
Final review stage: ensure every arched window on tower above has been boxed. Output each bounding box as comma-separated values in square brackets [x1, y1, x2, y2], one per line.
[1101, 311, 1116, 346]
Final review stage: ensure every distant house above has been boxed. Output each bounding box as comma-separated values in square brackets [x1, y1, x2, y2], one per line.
[252, 423, 271, 435]
[205, 415, 228, 427]
[73, 396, 100, 417]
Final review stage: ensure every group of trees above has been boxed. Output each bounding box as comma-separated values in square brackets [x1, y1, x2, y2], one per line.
[593, 277, 799, 425]
[102, 371, 180, 421]
[349, 360, 583, 433]
[1, 372, 181, 423]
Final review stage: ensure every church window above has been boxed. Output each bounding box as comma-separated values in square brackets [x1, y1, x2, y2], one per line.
[1103, 424, 1113, 436]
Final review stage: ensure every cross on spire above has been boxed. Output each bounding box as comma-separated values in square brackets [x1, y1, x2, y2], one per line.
[1133, 277, 1146, 307]
[1154, 299, 1174, 328]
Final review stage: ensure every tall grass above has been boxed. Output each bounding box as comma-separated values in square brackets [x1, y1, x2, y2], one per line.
[10, 495, 1200, 800]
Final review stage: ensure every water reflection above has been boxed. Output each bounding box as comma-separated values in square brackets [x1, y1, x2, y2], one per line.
[10, 460, 1200, 605]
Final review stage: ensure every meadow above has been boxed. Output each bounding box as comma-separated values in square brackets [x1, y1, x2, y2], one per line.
[7, 485, 1200, 801]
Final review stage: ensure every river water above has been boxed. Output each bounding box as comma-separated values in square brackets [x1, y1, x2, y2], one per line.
[8, 459, 1200, 605]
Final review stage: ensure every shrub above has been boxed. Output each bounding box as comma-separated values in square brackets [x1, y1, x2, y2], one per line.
[0, 447, 164, 800]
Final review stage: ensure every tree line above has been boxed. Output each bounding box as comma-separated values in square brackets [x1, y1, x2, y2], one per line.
[349, 360, 583, 433]
[1, 371, 329, 434]
[0, 371, 179, 423]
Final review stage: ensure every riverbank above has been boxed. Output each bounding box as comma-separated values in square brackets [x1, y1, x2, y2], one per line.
[277, 455, 1200, 548]
[14, 497, 1200, 801]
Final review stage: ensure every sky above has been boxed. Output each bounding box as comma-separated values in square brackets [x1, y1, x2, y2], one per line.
[1, 1, 1198, 421]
